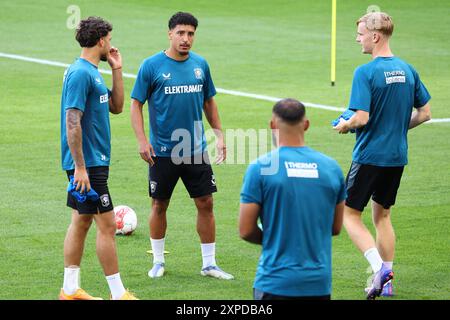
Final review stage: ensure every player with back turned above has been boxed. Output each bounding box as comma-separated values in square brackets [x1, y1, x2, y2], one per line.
[240, 99, 345, 300]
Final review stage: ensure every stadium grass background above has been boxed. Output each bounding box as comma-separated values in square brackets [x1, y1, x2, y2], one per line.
[0, 0, 449, 299]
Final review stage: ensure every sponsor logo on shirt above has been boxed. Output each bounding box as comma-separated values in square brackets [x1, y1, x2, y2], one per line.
[100, 93, 108, 103]
[162, 73, 171, 80]
[284, 161, 319, 178]
[384, 70, 406, 84]
[95, 77, 102, 85]
[164, 84, 203, 95]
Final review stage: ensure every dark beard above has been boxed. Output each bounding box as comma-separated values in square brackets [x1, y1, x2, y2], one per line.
[100, 54, 107, 61]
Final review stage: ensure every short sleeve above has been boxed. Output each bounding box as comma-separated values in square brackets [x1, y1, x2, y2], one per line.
[348, 66, 371, 112]
[65, 69, 91, 112]
[131, 62, 152, 104]
[411, 67, 431, 109]
[203, 61, 216, 101]
[240, 162, 263, 204]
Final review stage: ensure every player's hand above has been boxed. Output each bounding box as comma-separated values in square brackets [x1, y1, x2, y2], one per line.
[139, 140, 156, 166]
[215, 138, 226, 164]
[107, 47, 122, 70]
[333, 118, 350, 134]
[74, 167, 91, 193]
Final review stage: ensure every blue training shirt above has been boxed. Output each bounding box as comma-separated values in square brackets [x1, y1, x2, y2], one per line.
[60, 58, 111, 170]
[240, 146, 346, 297]
[131, 51, 216, 157]
[349, 56, 431, 166]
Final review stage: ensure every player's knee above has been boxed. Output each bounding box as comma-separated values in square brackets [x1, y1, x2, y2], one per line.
[72, 216, 93, 232]
[379, 210, 391, 219]
[373, 209, 391, 225]
[195, 196, 213, 212]
[152, 199, 169, 216]
[97, 220, 116, 237]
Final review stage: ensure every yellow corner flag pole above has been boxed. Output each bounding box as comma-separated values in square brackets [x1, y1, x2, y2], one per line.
[331, 0, 337, 86]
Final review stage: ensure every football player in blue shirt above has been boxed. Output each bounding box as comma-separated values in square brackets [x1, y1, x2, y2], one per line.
[240, 98, 345, 300]
[130, 12, 233, 280]
[333, 12, 431, 299]
[60, 17, 137, 300]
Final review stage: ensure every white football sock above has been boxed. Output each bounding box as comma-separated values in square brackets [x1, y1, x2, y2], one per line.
[151, 237, 165, 264]
[106, 273, 126, 300]
[364, 247, 383, 273]
[63, 266, 80, 295]
[201, 243, 217, 269]
[384, 261, 393, 270]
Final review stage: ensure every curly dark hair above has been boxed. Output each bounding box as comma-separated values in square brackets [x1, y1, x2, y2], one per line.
[168, 12, 198, 30]
[75, 16, 112, 48]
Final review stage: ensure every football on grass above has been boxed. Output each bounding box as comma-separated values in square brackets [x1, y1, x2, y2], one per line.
[114, 205, 137, 235]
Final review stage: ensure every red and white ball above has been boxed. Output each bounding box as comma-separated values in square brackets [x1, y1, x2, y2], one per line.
[114, 205, 137, 235]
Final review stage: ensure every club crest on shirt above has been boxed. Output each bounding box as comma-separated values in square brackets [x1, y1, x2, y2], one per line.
[194, 68, 203, 79]
[162, 73, 171, 80]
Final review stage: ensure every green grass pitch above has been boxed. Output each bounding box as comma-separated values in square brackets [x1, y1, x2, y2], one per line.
[0, 0, 449, 299]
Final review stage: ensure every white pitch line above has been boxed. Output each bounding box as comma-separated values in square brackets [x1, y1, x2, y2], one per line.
[1, 52, 448, 123]
[0, 52, 344, 112]
[426, 118, 450, 124]
[214, 88, 345, 112]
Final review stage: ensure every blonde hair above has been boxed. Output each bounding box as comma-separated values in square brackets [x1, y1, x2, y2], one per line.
[357, 12, 394, 37]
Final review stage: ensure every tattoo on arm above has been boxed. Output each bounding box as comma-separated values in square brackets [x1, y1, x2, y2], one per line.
[66, 109, 85, 168]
